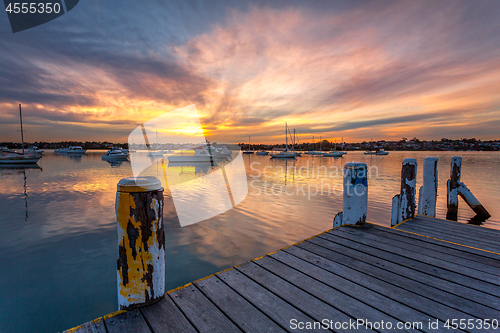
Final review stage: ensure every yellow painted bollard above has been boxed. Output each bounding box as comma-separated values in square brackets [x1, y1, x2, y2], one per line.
[116, 176, 165, 309]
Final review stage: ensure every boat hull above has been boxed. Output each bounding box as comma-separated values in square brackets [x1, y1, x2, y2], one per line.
[323, 152, 343, 157]
[168, 156, 215, 163]
[0, 157, 40, 164]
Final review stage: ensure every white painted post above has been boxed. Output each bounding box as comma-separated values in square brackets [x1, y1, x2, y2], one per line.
[116, 176, 165, 309]
[446, 156, 461, 220]
[342, 162, 368, 226]
[391, 158, 417, 226]
[418, 157, 439, 217]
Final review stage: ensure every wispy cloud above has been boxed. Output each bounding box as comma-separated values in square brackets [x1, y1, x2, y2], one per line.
[1, 0, 499, 142]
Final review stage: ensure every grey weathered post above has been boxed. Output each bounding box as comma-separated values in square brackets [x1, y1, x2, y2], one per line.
[334, 162, 368, 227]
[391, 158, 417, 226]
[446, 156, 461, 220]
[446, 156, 490, 220]
[418, 157, 439, 217]
[116, 176, 165, 309]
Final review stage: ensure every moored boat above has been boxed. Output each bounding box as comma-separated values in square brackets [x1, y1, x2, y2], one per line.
[102, 149, 129, 160]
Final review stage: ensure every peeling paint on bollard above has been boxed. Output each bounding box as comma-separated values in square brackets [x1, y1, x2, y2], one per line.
[391, 158, 417, 226]
[116, 176, 165, 309]
[446, 156, 461, 220]
[342, 162, 368, 226]
[418, 157, 438, 217]
[457, 182, 491, 219]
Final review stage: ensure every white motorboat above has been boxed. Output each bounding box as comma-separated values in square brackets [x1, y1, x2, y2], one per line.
[0, 105, 41, 165]
[102, 149, 129, 160]
[168, 148, 216, 163]
[376, 149, 389, 155]
[66, 146, 87, 154]
[28, 146, 44, 155]
[270, 123, 296, 159]
[323, 151, 343, 157]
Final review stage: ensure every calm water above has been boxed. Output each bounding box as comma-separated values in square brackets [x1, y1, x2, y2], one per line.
[0, 151, 499, 332]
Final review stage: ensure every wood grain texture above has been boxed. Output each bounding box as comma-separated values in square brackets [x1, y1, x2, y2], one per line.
[169, 283, 242, 333]
[104, 309, 151, 333]
[367, 225, 500, 268]
[64, 318, 107, 333]
[333, 226, 500, 284]
[253, 255, 416, 333]
[141, 294, 196, 333]
[217, 268, 319, 333]
[320, 230, 500, 298]
[194, 275, 286, 333]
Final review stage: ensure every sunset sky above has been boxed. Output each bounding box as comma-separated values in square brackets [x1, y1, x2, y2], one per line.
[1, 0, 499, 143]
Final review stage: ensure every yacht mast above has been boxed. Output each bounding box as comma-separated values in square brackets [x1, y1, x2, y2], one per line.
[19, 104, 24, 155]
[285, 123, 288, 150]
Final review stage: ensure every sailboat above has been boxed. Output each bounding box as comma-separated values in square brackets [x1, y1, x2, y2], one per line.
[243, 136, 254, 154]
[270, 123, 296, 158]
[305, 136, 322, 155]
[147, 131, 165, 157]
[0, 104, 41, 164]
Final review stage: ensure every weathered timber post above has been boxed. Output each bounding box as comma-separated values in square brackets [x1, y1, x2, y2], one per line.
[333, 162, 368, 227]
[391, 158, 417, 226]
[446, 156, 461, 220]
[446, 156, 490, 220]
[418, 157, 439, 217]
[116, 176, 165, 309]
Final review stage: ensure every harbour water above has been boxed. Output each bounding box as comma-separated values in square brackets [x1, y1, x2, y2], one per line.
[0, 151, 498, 333]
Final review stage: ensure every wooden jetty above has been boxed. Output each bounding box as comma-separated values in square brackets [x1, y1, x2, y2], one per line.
[66, 215, 500, 333]
[65, 158, 499, 332]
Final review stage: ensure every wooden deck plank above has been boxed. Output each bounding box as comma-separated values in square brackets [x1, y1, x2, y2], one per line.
[253, 255, 417, 333]
[319, 231, 500, 298]
[294, 240, 500, 322]
[64, 318, 107, 333]
[284, 245, 470, 332]
[235, 261, 375, 333]
[401, 218, 500, 247]
[332, 226, 500, 285]
[415, 215, 500, 237]
[313, 233, 500, 311]
[140, 295, 197, 333]
[194, 275, 286, 333]
[367, 225, 500, 268]
[338, 224, 499, 275]
[396, 222, 500, 253]
[370, 224, 500, 263]
[267, 251, 448, 333]
[67, 219, 500, 333]
[104, 309, 151, 333]
[216, 268, 319, 333]
[169, 283, 242, 333]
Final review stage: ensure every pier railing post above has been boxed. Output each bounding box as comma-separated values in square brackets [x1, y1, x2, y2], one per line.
[418, 157, 438, 217]
[446, 156, 461, 220]
[334, 162, 368, 227]
[391, 158, 417, 226]
[116, 176, 165, 310]
[446, 156, 490, 220]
